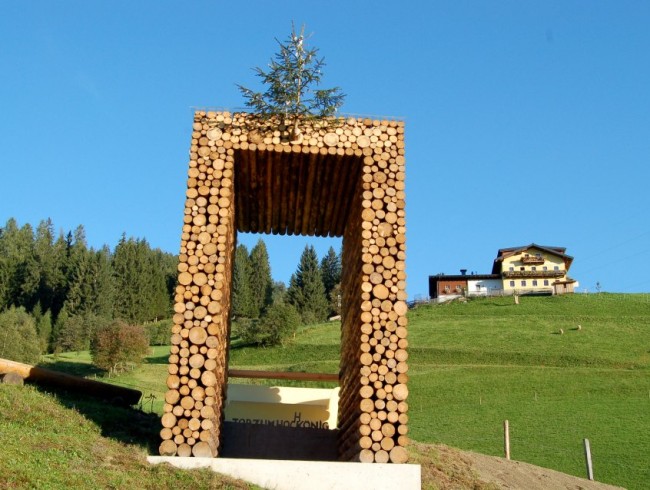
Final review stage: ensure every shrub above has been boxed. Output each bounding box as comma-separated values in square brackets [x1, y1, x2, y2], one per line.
[53, 312, 111, 354]
[0, 306, 41, 364]
[90, 320, 149, 373]
[143, 318, 172, 346]
[230, 317, 252, 341]
[240, 303, 301, 346]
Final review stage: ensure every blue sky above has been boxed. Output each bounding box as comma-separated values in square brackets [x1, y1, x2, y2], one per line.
[1, 2, 649, 297]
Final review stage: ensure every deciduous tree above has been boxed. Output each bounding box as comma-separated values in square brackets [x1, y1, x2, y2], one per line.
[241, 302, 301, 347]
[0, 306, 41, 364]
[90, 320, 149, 373]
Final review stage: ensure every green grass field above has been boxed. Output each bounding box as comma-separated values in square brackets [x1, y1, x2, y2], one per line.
[406, 293, 650, 489]
[0, 384, 254, 489]
[38, 293, 650, 489]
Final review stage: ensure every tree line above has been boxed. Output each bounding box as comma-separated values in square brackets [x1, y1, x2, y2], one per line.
[0, 217, 342, 364]
[0, 218, 176, 361]
[230, 240, 341, 345]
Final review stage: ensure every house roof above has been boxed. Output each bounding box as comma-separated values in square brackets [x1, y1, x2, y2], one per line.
[429, 274, 501, 281]
[492, 243, 574, 274]
[497, 244, 567, 255]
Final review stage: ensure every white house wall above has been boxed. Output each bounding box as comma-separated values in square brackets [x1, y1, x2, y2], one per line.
[467, 279, 503, 296]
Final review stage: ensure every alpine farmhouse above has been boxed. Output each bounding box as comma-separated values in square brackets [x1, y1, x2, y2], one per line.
[429, 244, 579, 300]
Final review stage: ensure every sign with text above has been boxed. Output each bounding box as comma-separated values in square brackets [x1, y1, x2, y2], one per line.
[224, 384, 339, 429]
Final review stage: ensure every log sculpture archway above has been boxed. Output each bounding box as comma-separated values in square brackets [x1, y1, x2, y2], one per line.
[159, 111, 409, 463]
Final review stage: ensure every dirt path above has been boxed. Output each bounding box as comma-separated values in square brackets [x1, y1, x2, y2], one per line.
[463, 449, 624, 490]
[411, 443, 625, 490]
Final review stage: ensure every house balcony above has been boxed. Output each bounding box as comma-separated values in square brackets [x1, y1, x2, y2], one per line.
[521, 255, 545, 264]
[502, 270, 565, 278]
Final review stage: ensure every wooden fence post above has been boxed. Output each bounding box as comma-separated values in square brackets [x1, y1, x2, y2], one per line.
[504, 420, 511, 460]
[584, 438, 594, 480]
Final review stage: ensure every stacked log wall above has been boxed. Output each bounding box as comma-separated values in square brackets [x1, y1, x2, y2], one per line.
[159, 112, 237, 458]
[337, 119, 409, 464]
[159, 111, 409, 462]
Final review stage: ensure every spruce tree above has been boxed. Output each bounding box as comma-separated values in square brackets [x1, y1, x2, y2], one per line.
[36, 308, 52, 353]
[0, 257, 8, 311]
[63, 227, 91, 317]
[237, 23, 345, 137]
[232, 244, 254, 318]
[286, 273, 302, 309]
[51, 307, 69, 353]
[50, 231, 70, 319]
[320, 246, 341, 298]
[53, 312, 87, 353]
[0, 220, 39, 310]
[111, 234, 135, 321]
[248, 239, 273, 317]
[86, 246, 115, 319]
[112, 236, 172, 323]
[33, 219, 65, 315]
[287, 245, 329, 323]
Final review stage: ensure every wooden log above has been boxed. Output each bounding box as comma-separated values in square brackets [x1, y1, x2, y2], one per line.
[285, 149, 301, 234]
[192, 441, 214, 457]
[177, 443, 192, 457]
[228, 369, 338, 382]
[159, 439, 178, 456]
[389, 445, 409, 463]
[0, 357, 141, 406]
[375, 449, 390, 463]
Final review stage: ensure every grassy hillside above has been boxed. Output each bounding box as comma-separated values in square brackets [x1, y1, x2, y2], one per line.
[0, 384, 501, 490]
[405, 294, 650, 489]
[33, 293, 650, 489]
[0, 384, 252, 489]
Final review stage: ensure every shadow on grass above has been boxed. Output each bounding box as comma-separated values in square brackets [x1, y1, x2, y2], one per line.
[33, 383, 161, 453]
[144, 354, 169, 365]
[478, 301, 518, 307]
[37, 360, 104, 378]
[33, 360, 161, 452]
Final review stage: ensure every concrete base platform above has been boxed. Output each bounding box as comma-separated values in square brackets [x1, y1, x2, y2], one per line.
[147, 456, 421, 490]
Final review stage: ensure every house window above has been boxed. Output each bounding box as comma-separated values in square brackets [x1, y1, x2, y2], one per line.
[456, 285, 462, 292]
[444, 285, 450, 292]
[521, 280, 527, 287]
[544, 280, 549, 286]
[543, 266, 548, 271]
[532, 280, 538, 286]
[520, 266, 525, 271]
[509, 266, 514, 271]
[554, 266, 559, 270]
[532, 266, 537, 271]
[510, 281, 515, 287]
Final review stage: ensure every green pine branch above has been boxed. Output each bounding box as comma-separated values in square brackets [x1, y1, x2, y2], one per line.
[237, 23, 345, 134]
